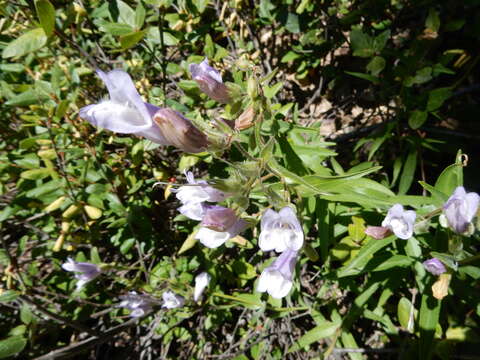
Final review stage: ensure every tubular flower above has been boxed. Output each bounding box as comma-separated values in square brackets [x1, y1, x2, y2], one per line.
[175, 171, 227, 221]
[257, 249, 298, 299]
[259, 207, 304, 253]
[423, 258, 447, 276]
[195, 217, 247, 248]
[152, 108, 209, 153]
[79, 69, 168, 144]
[381, 204, 416, 240]
[443, 186, 480, 234]
[118, 291, 155, 317]
[189, 58, 231, 103]
[162, 290, 185, 309]
[61, 258, 101, 290]
[194, 272, 211, 302]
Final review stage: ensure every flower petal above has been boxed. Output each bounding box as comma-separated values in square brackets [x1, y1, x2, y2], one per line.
[195, 227, 230, 248]
[80, 101, 150, 133]
[97, 69, 151, 122]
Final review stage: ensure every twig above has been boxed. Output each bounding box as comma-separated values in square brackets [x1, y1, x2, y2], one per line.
[33, 318, 138, 360]
[19, 295, 100, 337]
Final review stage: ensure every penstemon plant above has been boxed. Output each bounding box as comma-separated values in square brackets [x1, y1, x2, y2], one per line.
[1, 1, 480, 357]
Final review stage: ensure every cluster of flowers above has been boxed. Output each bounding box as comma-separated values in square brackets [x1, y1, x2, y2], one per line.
[78, 59, 231, 153]
[174, 171, 247, 248]
[62, 258, 212, 317]
[366, 186, 479, 277]
[175, 170, 305, 299]
[74, 54, 480, 310]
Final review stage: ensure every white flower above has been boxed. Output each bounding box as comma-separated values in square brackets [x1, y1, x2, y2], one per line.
[118, 291, 155, 317]
[443, 186, 480, 234]
[195, 218, 247, 248]
[61, 258, 101, 290]
[381, 204, 416, 240]
[79, 69, 168, 144]
[259, 207, 304, 253]
[162, 290, 185, 309]
[175, 171, 227, 221]
[194, 272, 211, 302]
[257, 249, 298, 299]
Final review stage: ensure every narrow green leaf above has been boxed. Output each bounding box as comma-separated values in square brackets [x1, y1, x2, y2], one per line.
[345, 71, 380, 84]
[0, 336, 27, 359]
[35, 0, 55, 36]
[340, 332, 363, 360]
[398, 297, 414, 331]
[134, 2, 146, 29]
[288, 320, 340, 352]
[0, 291, 19, 303]
[427, 87, 452, 112]
[2, 28, 48, 58]
[434, 160, 463, 196]
[20, 168, 52, 180]
[120, 30, 146, 50]
[366, 56, 386, 76]
[264, 82, 283, 99]
[419, 293, 441, 360]
[408, 110, 428, 130]
[337, 235, 395, 277]
[398, 149, 417, 195]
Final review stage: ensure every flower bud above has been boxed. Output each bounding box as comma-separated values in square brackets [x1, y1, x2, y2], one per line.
[235, 106, 256, 131]
[247, 77, 258, 99]
[189, 58, 231, 103]
[194, 272, 211, 302]
[153, 108, 209, 153]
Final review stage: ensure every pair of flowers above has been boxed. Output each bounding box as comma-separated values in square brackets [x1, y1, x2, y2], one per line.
[62, 257, 211, 317]
[79, 59, 229, 153]
[366, 186, 479, 240]
[256, 207, 304, 299]
[118, 272, 211, 317]
[174, 172, 247, 248]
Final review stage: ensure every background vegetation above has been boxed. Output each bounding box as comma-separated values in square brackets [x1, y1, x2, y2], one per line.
[1, 0, 480, 359]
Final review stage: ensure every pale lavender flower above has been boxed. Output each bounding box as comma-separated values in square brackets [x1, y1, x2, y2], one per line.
[118, 291, 155, 317]
[381, 204, 416, 240]
[194, 272, 211, 302]
[257, 249, 298, 299]
[189, 58, 231, 103]
[259, 207, 304, 253]
[153, 108, 209, 153]
[423, 258, 447, 276]
[79, 69, 168, 144]
[175, 171, 227, 221]
[195, 217, 247, 248]
[162, 290, 184, 309]
[61, 258, 101, 290]
[443, 186, 480, 234]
